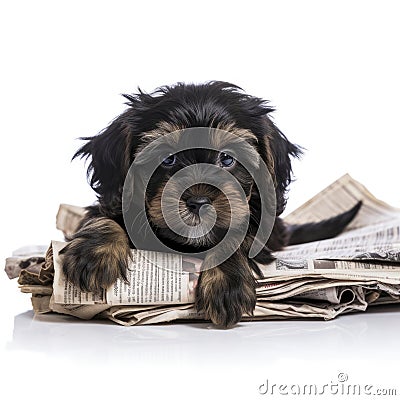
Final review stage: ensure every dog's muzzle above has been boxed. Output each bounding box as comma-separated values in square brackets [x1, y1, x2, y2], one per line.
[186, 196, 212, 215]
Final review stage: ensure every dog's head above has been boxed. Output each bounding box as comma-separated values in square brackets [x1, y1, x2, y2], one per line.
[75, 81, 301, 252]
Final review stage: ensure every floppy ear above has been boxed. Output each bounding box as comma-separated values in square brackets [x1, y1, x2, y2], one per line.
[246, 117, 301, 259]
[264, 117, 302, 216]
[74, 112, 133, 212]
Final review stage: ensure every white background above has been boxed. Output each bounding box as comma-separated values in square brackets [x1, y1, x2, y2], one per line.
[1, 1, 400, 399]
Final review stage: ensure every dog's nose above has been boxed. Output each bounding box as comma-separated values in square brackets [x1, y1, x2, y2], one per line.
[186, 196, 211, 215]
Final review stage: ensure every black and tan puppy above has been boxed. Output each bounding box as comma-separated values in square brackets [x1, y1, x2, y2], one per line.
[61, 81, 360, 327]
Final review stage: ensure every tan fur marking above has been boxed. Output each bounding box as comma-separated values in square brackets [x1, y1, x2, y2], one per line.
[199, 267, 226, 293]
[210, 123, 258, 152]
[263, 134, 276, 183]
[216, 122, 258, 142]
[141, 121, 184, 143]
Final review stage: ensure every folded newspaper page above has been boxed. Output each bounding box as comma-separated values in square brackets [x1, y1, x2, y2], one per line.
[5, 174, 400, 325]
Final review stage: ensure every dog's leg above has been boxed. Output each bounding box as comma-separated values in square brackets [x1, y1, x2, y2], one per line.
[195, 250, 256, 328]
[60, 217, 131, 293]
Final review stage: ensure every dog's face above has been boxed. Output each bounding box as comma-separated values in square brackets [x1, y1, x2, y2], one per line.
[142, 125, 258, 250]
[76, 81, 301, 253]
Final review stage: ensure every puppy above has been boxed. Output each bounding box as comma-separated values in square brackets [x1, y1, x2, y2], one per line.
[61, 81, 360, 327]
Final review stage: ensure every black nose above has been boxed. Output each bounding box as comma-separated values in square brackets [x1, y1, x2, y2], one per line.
[186, 196, 211, 215]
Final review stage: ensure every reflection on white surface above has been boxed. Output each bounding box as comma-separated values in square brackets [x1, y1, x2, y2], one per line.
[3, 304, 400, 399]
[8, 305, 400, 366]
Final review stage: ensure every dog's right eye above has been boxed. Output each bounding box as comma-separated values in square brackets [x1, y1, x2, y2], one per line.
[161, 154, 177, 167]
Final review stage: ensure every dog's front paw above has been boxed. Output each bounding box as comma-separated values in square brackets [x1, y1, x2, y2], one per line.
[195, 266, 256, 328]
[60, 218, 131, 293]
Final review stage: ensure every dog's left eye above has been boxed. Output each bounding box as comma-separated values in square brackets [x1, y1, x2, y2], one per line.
[218, 152, 235, 168]
[161, 154, 177, 167]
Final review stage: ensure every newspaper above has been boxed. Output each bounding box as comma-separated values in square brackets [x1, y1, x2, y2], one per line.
[6, 174, 400, 325]
[51, 241, 201, 306]
[55, 203, 87, 237]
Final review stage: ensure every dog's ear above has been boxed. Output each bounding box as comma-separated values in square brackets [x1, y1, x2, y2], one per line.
[263, 117, 302, 216]
[73, 112, 133, 212]
[246, 117, 301, 258]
